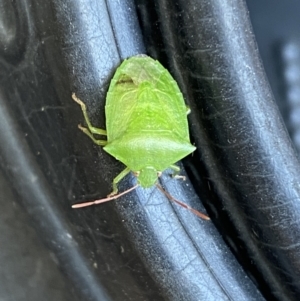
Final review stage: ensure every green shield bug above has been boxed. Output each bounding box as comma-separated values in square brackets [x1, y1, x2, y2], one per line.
[72, 55, 209, 220]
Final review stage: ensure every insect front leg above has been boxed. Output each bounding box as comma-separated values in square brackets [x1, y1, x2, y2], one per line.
[72, 93, 107, 145]
[108, 167, 132, 196]
[169, 164, 186, 181]
[186, 106, 191, 115]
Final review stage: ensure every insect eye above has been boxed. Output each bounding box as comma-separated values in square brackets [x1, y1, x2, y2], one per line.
[157, 171, 162, 177]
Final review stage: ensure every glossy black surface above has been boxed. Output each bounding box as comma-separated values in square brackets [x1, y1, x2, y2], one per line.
[1, 0, 300, 300]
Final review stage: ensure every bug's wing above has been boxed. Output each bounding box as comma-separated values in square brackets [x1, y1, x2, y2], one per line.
[105, 57, 144, 143]
[105, 83, 138, 143]
[105, 56, 191, 143]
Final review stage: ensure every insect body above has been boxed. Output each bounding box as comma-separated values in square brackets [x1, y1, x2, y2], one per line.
[72, 55, 209, 220]
[73, 55, 195, 193]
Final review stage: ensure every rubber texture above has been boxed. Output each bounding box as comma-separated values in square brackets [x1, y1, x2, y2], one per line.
[0, 0, 299, 300]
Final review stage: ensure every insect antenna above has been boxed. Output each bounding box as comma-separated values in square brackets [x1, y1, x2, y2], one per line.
[72, 184, 139, 208]
[156, 184, 210, 220]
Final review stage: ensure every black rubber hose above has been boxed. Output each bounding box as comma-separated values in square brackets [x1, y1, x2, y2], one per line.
[1, 0, 298, 300]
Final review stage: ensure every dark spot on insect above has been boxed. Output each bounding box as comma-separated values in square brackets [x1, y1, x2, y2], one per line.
[116, 78, 134, 85]
[117, 79, 133, 84]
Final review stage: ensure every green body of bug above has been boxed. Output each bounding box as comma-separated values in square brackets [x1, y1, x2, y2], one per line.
[73, 55, 196, 196]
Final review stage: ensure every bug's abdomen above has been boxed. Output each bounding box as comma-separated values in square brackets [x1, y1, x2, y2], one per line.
[103, 131, 195, 171]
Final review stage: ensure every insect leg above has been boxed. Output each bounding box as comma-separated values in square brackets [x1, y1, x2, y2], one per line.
[169, 165, 186, 181]
[77, 124, 107, 146]
[186, 106, 191, 115]
[170, 164, 180, 173]
[72, 93, 107, 136]
[108, 167, 132, 196]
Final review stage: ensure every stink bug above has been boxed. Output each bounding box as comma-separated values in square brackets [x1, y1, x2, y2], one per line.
[72, 55, 209, 220]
